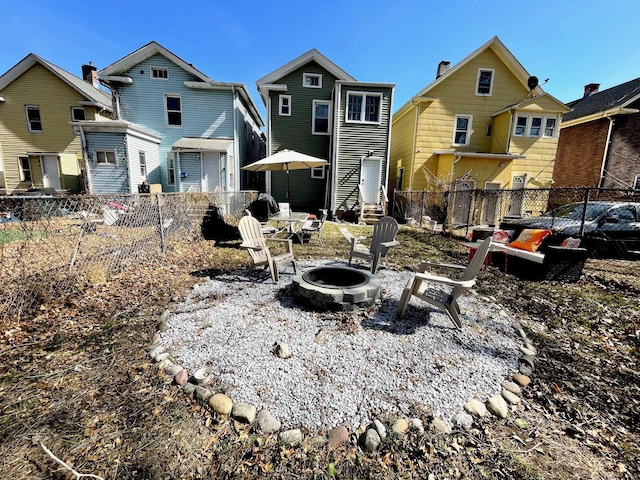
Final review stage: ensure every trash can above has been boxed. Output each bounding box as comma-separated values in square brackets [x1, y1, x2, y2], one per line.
[138, 183, 150, 194]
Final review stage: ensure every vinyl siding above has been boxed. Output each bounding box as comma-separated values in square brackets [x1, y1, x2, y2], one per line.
[0, 63, 105, 193]
[116, 54, 236, 192]
[335, 85, 392, 210]
[389, 105, 416, 191]
[176, 152, 201, 192]
[85, 132, 129, 193]
[126, 134, 161, 192]
[267, 61, 335, 210]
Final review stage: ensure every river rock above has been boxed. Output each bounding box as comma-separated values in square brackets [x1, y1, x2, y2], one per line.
[464, 398, 487, 418]
[256, 409, 281, 433]
[431, 417, 452, 434]
[364, 428, 381, 452]
[410, 418, 425, 434]
[279, 429, 302, 445]
[194, 386, 212, 404]
[372, 419, 387, 440]
[209, 393, 233, 415]
[487, 395, 509, 418]
[174, 369, 189, 386]
[328, 426, 349, 447]
[512, 374, 531, 387]
[452, 412, 474, 429]
[391, 418, 408, 435]
[232, 402, 257, 423]
[502, 389, 521, 405]
[501, 380, 522, 395]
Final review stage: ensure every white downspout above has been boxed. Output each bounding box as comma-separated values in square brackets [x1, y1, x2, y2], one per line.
[231, 86, 239, 191]
[598, 116, 615, 189]
[266, 94, 272, 195]
[330, 83, 341, 213]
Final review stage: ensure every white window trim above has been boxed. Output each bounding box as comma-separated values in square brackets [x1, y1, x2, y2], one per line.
[303, 73, 322, 88]
[71, 106, 86, 121]
[476, 68, 494, 96]
[167, 153, 176, 186]
[312, 100, 331, 135]
[279, 94, 291, 116]
[452, 114, 473, 146]
[514, 115, 558, 138]
[25, 105, 42, 132]
[151, 67, 169, 80]
[633, 173, 640, 191]
[139, 151, 147, 179]
[18, 157, 31, 182]
[346, 91, 383, 124]
[95, 150, 117, 166]
[165, 94, 182, 127]
[311, 166, 325, 179]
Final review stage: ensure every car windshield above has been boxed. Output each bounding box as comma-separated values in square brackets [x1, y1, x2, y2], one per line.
[544, 203, 611, 221]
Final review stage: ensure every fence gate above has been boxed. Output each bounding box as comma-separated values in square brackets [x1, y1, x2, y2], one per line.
[452, 179, 475, 226]
[481, 182, 502, 226]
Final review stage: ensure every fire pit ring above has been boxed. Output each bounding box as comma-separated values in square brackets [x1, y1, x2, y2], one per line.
[292, 265, 381, 311]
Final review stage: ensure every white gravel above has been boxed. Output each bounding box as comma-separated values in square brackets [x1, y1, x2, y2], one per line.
[158, 259, 520, 432]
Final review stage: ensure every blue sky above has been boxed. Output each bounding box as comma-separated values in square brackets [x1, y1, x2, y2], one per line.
[2, 0, 638, 123]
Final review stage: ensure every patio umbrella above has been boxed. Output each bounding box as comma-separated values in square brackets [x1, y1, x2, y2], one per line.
[242, 149, 329, 207]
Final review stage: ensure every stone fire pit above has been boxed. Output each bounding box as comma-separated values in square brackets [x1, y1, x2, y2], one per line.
[292, 266, 381, 311]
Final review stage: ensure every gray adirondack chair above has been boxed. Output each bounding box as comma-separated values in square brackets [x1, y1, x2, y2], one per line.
[343, 216, 400, 273]
[238, 215, 296, 282]
[397, 237, 493, 329]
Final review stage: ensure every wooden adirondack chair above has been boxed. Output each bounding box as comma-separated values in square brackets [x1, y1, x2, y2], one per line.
[342, 216, 400, 273]
[238, 216, 296, 282]
[397, 237, 493, 329]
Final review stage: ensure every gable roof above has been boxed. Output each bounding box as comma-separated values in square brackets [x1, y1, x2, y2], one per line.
[99, 41, 263, 127]
[563, 77, 640, 122]
[492, 92, 570, 117]
[0, 53, 112, 111]
[256, 48, 356, 100]
[394, 36, 545, 120]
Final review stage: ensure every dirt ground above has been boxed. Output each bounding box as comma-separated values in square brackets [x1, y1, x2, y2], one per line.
[0, 223, 638, 479]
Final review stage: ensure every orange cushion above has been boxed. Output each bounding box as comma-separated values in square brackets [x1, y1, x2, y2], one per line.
[508, 229, 552, 252]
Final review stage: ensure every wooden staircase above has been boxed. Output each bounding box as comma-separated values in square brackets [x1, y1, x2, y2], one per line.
[357, 185, 389, 225]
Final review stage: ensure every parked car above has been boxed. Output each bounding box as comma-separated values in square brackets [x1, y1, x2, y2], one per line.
[500, 201, 640, 258]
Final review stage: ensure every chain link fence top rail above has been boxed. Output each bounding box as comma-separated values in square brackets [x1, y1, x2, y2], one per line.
[393, 187, 640, 259]
[0, 191, 257, 322]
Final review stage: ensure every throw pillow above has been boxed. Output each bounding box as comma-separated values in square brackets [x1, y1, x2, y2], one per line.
[560, 237, 581, 248]
[508, 229, 552, 252]
[491, 229, 515, 244]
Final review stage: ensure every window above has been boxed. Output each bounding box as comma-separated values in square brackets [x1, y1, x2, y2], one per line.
[165, 95, 182, 126]
[396, 167, 404, 191]
[151, 67, 168, 79]
[476, 69, 494, 95]
[25, 105, 42, 132]
[530, 117, 542, 137]
[453, 114, 472, 146]
[312, 100, 330, 134]
[18, 157, 31, 182]
[544, 118, 557, 137]
[346, 92, 382, 123]
[303, 73, 322, 88]
[486, 124, 493, 137]
[71, 107, 86, 121]
[279, 95, 291, 116]
[95, 150, 116, 166]
[311, 166, 325, 179]
[139, 152, 147, 179]
[633, 174, 640, 191]
[167, 153, 176, 185]
[514, 115, 558, 137]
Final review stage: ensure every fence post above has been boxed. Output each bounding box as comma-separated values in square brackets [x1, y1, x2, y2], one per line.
[157, 193, 166, 253]
[420, 190, 425, 227]
[579, 188, 590, 237]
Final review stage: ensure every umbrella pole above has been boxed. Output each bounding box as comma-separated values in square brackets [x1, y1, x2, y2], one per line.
[286, 164, 291, 215]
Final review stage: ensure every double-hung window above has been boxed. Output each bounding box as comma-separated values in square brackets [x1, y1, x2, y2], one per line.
[303, 73, 322, 88]
[165, 94, 182, 126]
[26, 105, 42, 132]
[476, 69, 494, 95]
[167, 153, 176, 186]
[346, 92, 382, 123]
[312, 100, 330, 134]
[95, 150, 116, 166]
[139, 152, 147, 179]
[514, 115, 558, 137]
[279, 95, 291, 116]
[453, 114, 472, 146]
[19, 157, 31, 181]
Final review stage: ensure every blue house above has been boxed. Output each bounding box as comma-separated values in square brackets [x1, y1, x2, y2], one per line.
[75, 41, 264, 194]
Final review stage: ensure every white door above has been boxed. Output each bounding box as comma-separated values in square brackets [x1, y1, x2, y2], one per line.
[41, 156, 61, 190]
[202, 153, 220, 192]
[507, 175, 527, 216]
[360, 157, 382, 204]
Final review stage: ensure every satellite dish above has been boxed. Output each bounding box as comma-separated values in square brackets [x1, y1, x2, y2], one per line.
[527, 76, 539, 90]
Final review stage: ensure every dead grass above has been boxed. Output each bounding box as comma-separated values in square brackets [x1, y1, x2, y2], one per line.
[0, 221, 638, 479]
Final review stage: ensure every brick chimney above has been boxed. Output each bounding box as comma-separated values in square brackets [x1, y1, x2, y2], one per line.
[436, 61, 451, 79]
[583, 83, 600, 98]
[81, 62, 99, 88]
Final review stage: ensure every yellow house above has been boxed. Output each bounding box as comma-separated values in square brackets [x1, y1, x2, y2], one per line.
[390, 36, 569, 218]
[0, 54, 112, 194]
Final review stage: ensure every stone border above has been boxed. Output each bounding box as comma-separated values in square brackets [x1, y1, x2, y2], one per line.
[148, 284, 536, 450]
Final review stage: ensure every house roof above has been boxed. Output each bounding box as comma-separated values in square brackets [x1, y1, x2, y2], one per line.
[99, 41, 263, 127]
[492, 92, 570, 117]
[72, 120, 162, 142]
[563, 77, 640, 122]
[255, 48, 356, 101]
[394, 36, 547, 121]
[0, 53, 112, 111]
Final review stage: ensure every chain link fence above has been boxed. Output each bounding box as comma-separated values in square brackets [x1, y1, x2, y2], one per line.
[1, 191, 257, 322]
[394, 187, 640, 259]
